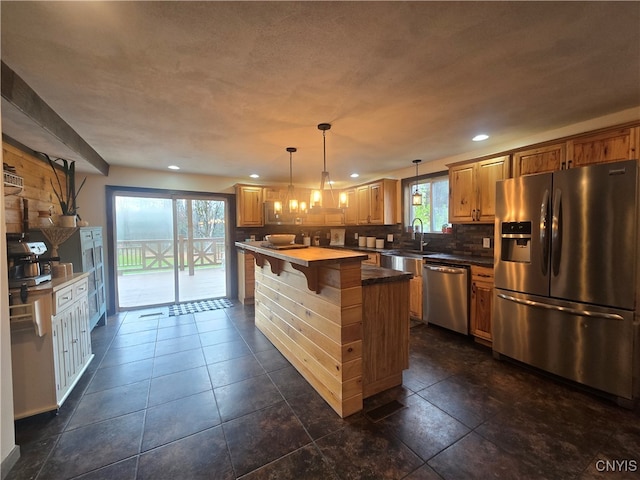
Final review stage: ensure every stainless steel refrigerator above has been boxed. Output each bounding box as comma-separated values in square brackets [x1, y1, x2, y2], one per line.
[494, 159, 639, 405]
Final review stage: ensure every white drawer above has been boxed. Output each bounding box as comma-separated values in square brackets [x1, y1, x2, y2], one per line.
[52, 277, 88, 315]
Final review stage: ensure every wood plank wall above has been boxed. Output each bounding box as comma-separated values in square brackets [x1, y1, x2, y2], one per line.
[3, 142, 68, 234]
[254, 259, 364, 417]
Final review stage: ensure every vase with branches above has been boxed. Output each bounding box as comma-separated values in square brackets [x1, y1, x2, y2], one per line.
[41, 153, 87, 220]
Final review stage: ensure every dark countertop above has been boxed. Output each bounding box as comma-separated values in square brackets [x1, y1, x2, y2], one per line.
[361, 265, 413, 286]
[423, 253, 494, 267]
[327, 245, 494, 267]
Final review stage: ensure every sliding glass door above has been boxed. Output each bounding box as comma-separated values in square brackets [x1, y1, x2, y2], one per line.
[175, 197, 227, 302]
[114, 192, 228, 309]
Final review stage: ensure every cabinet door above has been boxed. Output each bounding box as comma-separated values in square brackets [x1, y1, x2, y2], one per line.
[470, 266, 494, 343]
[53, 309, 75, 400]
[356, 186, 371, 224]
[409, 276, 422, 320]
[368, 182, 384, 224]
[236, 186, 263, 226]
[513, 144, 566, 176]
[476, 156, 509, 222]
[568, 127, 638, 168]
[362, 252, 380, 266]
[449, 163, 476, 222]
[344, 189, 357, 225]
[75, 295, 91, 365]
[52, 315, 69, 400]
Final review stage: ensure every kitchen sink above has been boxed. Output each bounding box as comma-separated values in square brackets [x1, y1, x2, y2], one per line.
[380, 252, 424, 276]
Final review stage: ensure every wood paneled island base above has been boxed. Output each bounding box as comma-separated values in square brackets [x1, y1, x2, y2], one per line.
[236, 242, 411, 418]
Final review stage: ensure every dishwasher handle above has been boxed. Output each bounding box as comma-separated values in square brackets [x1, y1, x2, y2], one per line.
[424, 265, 466, 274]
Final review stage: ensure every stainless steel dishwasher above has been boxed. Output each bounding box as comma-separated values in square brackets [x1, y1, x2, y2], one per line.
[423, 262, 469, 334]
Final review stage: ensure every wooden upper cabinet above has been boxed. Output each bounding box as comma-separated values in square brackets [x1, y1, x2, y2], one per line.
[476, 156, 509, 222]
[449, 155, 509, 223]
[449, 163, 475, 222]
[236, 185, 263, 226]
[343, 189, 357, 225]
[369, 182, 385, 224]
[356, 179, 397, 225]
[567, 127, 638, 168]
[356, 185, 371, 224]
[513, 143, 566, 177]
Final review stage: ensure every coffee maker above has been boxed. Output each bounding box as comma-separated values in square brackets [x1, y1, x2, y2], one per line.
[7, 240, 53, 288]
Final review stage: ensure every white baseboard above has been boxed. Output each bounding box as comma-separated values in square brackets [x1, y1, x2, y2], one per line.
[1, 445, 20, 480]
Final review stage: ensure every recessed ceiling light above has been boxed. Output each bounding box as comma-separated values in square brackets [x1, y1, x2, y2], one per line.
[350, 173, 359, 178]
[168, 165, 180, 170]
[250, 174, 260, 179]
[472, 134, 489, 142]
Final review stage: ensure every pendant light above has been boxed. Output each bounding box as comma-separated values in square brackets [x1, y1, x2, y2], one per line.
[286, 147, 298, 213]
[412, 159, 423, 206]
[312, 122, 334, 208]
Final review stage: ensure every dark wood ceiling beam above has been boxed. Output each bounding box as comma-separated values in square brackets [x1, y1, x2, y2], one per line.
[1, 61, 109, 176]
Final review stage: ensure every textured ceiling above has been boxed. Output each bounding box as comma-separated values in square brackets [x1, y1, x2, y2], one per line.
[2, 1, 639, 187]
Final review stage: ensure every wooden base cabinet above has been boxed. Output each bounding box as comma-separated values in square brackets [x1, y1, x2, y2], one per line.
[409, 275, 423, 320]
[237, 250, 255, 305]
[470, 266, 494, 345]
[362, 278, 410, 398]
[10, 275, 94, 419]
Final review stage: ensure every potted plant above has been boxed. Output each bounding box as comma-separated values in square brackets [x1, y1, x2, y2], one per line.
[41, 153, 87, 227]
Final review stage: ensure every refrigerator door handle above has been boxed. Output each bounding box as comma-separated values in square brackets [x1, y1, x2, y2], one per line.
[540, 189, 550, 276]
[551, 188, 562, 276]
[497, 293, 624, 321]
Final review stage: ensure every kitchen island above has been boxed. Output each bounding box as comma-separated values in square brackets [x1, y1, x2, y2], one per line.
[236, 241, 412, 417]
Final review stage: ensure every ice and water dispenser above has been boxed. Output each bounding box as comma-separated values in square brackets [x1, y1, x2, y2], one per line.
[500, 221, 532, 263]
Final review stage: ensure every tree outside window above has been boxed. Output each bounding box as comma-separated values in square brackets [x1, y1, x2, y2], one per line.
[409, 174, 449, 233]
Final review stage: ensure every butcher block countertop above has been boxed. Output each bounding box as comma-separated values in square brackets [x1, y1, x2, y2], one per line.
[236, 242, 412, 286]
[236, 241, 369, 266]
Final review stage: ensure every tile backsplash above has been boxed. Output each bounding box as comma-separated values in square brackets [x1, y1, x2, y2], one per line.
[237, 222, 494, 258]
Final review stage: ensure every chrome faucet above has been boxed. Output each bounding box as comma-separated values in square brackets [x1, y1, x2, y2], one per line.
[411, 217, 426, 252]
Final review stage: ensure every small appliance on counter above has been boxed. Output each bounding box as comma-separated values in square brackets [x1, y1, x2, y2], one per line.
[7, 239, 54, 288]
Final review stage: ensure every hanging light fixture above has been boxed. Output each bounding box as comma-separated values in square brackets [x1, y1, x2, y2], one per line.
[312, 122, 334, 208]
[412, 159, 423, 206]
[285, 147, 299, 213]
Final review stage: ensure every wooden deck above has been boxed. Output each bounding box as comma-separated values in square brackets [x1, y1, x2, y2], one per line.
[117, 266, 227, 309]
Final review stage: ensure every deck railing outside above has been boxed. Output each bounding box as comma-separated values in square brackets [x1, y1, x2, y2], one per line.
[117, 236, 225, 274]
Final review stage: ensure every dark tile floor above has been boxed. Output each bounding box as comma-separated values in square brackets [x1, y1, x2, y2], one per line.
[7, 302, 640, 479]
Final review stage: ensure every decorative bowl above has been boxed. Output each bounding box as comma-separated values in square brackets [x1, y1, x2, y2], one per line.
[265, 234, 296, 245]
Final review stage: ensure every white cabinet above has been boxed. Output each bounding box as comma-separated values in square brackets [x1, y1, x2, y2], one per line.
[52, 278, 91, 401]
[10, 275, 94, 419]
[31, 227, 106, 330]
